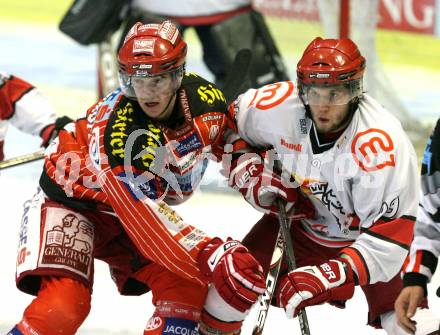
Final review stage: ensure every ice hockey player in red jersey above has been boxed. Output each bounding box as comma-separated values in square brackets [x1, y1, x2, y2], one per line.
[0, 73, 64, 161]
[217, 37, 440, 334]
[7, 21, 265, 335]
[395, 118, 440, 334]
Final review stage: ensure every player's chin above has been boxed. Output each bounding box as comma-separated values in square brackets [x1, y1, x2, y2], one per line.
[315, 124, 331, 133]
[140, 105, 161, 118]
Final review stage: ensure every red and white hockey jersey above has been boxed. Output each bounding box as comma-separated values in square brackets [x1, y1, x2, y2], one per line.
[228, 81, 419, 286]
[40, 73, 228, 286]
[403, 118, 440, 288]
[0, 72, 56, 142]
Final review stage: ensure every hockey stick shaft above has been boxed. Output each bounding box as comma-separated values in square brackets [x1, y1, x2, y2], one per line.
[98, 36, 119, 99]
[252, 226, 285, 335]
[252, 199, 311, 335]
[276, 199, 311, 335]
[223, 48, 252, 105]
[0, 149, 45, 170]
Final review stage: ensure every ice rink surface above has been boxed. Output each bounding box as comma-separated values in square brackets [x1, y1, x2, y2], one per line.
[1, 21, 440, 335]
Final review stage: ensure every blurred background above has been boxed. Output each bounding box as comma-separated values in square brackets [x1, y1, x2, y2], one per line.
[1, 0, 439, 334]
[1, 0, 439, 126]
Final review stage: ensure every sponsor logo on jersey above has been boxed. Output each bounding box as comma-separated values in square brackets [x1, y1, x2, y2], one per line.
[17, 199, 32, 266]
[110, 102, 135, 159]
[118, 171, 158, 201]
[197, 84, 226, 105]
[40, 211, 93, 278]
[209, 125, 220, 140]
[378, 196, 400, 218]
[163, 317, 197, 335]
[202, 114, 222, 122]
[158, 202, 185, 227]
[109, 104, 164, 169]
[145, 316, 163, 331]
[139, 123, 164, 168]
[89, 127, 101, 168]
[300, 118, 308, 134]
[351, 128, 395, 172]
[174, 133, 202, 156]
[179, 229, 207, 252]
[96, 89, 123, 121]
[309, 181, 348, 231]
[280, 138, 302, 152]
[172, 151, 198, 175]
[174, 159, 208, 192]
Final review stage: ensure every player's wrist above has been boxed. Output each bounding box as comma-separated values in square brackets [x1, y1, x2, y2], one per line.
[403, 272, 429, 297]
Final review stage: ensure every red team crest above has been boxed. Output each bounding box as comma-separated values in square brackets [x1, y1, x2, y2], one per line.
[351, 128, 395, 172]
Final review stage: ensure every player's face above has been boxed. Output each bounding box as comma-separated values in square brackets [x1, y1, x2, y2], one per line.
[306, 86, 352, 134]
[132, 74, 177, 120]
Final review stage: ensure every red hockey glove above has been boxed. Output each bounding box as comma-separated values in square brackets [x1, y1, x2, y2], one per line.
[0, 140, 4, 161]
[228, 151, 296, 216]
[40, 116, 73, 148]
[198, 238, 266, 313]
[228, 151, 314, 219]
[277, 258, 355, 318]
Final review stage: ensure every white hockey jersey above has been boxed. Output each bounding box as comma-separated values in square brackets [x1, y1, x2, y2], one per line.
[229, 81, 419, 286]
[403, 118, 440, 286]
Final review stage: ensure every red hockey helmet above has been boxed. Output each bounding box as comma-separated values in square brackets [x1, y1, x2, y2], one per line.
[118, 21, 187, 99]
[297, 37, 366, 105]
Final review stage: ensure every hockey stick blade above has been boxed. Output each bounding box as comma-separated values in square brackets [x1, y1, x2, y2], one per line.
[0, 149, 45, 170]
[223, 49, 252, 104]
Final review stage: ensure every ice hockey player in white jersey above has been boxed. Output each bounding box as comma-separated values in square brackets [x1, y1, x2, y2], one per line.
[395, 118, 440, 334]
[201, 37, 439, 334]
